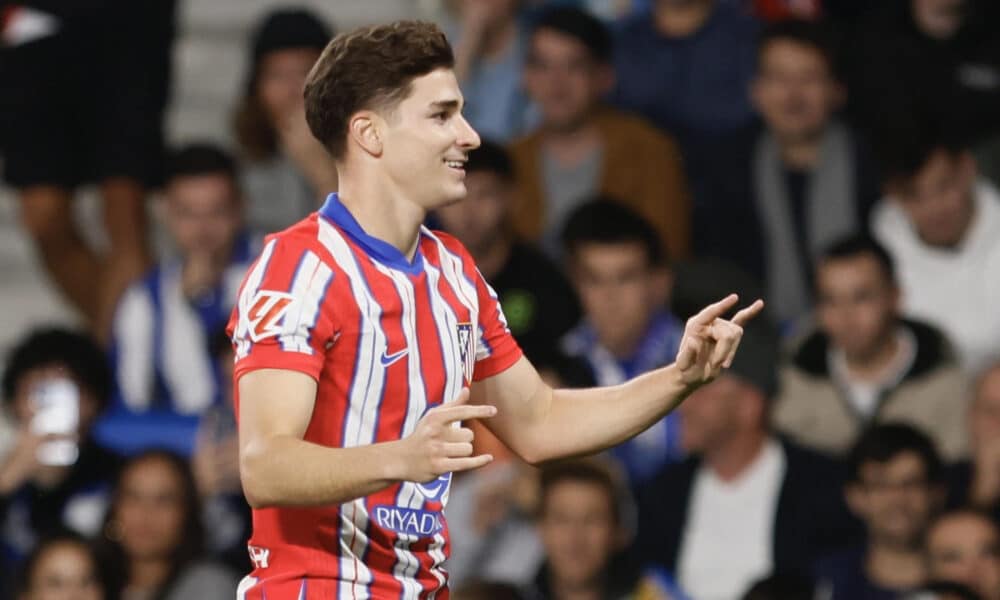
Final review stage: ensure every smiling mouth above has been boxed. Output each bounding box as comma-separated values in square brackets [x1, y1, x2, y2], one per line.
[444, 159, 466, 171]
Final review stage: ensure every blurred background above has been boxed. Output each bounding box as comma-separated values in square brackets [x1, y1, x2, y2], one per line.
[3, 0, 1000, 599]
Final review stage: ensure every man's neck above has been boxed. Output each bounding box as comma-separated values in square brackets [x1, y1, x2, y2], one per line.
[469, 236, 513, 281]
[128, 557, 172, 592]
[336, 171, 426, 260]
[777, 132, 823, 170]
[654, 0, 714, 38]
[842, 331, 902, 383]
[704, 429, 768, 482]
[543, 118, 602, 169]
[866, 542, 925, 590]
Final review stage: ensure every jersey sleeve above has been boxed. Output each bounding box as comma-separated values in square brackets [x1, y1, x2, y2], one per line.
[472, 267, 523, 381]
[227, 236, 337, 382]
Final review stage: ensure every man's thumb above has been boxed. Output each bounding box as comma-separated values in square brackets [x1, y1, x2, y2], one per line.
[447, 387, 471, 405]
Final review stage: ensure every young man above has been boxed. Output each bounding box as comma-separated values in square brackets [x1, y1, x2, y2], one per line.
[228, 20, 761, 599]
[926, 509, 1000, 600]
[774, 234, 968, 459]
[872, 127, 1000, 373]
[512, 6, 689, 259]
[107, 144, 256, 455]
[816, 424, 946, 599]
[697, 19, 880, 326]
[560, 200, 685, 484]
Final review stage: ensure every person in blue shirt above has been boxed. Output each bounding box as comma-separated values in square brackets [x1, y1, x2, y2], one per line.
[559, 199, 684, 484]
[102, 144, 258, 456]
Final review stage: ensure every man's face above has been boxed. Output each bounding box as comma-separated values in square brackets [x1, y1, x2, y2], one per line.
[571, 242, 665, 356]
[679, 375, 752, 453]
[434, 170, 509, 255]
[927, 513, 1000, 600]
[165, 174, 241, 258]
[970, 367, 1000, 452]
[539, 479, 619, 589]
[892, 150, 976, 248]
[848, 452, 939, 549]
[377, 68, 481, 210]
[524, 29, 610, 132]
[257, 48, 322, 123]
[752, 39, 841, 143]
[816, 254, 898, 362]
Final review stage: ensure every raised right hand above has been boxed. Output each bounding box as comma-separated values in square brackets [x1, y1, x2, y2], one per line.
[395, 388, 496, 484]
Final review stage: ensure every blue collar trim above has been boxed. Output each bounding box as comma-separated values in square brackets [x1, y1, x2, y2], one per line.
[318, 193, 424, 275]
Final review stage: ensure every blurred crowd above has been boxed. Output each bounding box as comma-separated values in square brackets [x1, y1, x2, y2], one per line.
[2, 0, 1000, 598]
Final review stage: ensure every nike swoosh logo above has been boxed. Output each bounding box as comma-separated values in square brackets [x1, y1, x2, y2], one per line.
[381, 348, 409, 367]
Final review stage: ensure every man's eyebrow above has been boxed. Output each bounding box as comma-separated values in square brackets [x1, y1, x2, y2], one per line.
[429, 99, 461, 111]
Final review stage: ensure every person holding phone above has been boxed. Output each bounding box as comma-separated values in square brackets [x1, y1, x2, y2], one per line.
[0, 328, 122, 586]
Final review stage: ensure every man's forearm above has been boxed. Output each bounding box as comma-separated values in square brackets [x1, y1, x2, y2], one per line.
[528, 364, 691, 463]
[241, 434, 405, 508]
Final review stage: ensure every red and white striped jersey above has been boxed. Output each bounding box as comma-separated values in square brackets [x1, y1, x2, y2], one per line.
[227, 195, 522, 600]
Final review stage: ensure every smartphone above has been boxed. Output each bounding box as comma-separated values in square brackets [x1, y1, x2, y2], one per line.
[30, 377, 80, 466]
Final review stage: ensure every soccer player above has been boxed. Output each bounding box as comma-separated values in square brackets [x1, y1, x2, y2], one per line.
[228, 20, 763, 600]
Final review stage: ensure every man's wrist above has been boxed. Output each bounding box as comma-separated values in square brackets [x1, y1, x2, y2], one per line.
[378, 440, 409, 484]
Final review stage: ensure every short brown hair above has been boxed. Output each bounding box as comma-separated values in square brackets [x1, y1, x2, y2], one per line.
[304, 21, 454, 160]
[539, 458, 622, 524]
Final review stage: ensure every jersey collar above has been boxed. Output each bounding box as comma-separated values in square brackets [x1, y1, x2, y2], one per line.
[319, 193, 425, 275]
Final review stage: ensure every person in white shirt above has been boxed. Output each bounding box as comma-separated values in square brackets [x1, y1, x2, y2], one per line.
[872, 128, 1000, 373]
[635, 324, 858, 600]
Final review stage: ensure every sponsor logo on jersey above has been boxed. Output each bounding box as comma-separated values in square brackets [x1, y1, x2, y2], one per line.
[245, 290, 296, 342]
[373, 506, 445, 536]
[380, 347, 409, 367]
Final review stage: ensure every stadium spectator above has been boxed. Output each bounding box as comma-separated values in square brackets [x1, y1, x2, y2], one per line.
[435, 140, 581, 362]
[848, 0, 1000, 146]
[637, 322, 856, 599]
[696, 20, 879, 326]
[815, 424, 946, 599]
[871, 125, 1000, 373]
[949, 363, 1000, 522]
[0, 0, 176, 339]
[234, 8, 336, 233]
[560, 200, 684, 484]
[454, 580, 526, 600]
[611, 0, 758, 207]
[105, 144, 256, 456]
[511, 6, 690, 260]
[523, 459, 638, 600]
[449, 0, 534, 141]
[98, 450, 237, 600]
[774, 235, 969, 460]
[0, 328, 120, 575]
[926, 509, 1000, 600]
[13, 532, 106, 600]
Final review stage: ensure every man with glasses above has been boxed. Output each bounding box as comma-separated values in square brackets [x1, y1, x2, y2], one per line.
[816, 423, 947, 599]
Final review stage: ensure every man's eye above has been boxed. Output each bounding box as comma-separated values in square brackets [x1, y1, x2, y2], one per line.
[433, 112, 448, 121]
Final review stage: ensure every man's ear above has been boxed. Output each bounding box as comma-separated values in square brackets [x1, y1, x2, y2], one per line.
[595, 62, 616, 97]
[348, 111, 383, 158]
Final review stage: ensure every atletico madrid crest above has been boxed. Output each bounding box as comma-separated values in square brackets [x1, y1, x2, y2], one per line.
[457, 323, 474, 383]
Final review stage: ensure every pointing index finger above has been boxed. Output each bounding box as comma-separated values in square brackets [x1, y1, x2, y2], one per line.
[732, 299, 765, 327]
[691, 294, 740, 327]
